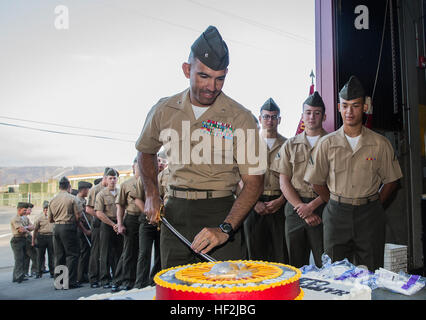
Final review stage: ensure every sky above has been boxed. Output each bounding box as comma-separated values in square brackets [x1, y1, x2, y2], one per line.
[0, 0, 316, 167]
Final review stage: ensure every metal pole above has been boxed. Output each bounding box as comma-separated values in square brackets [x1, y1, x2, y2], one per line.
[390, 0, 399, 114]
[81, 211, 92, 230]
[81, 211, 92, 247]
[83, 232, 91, 247]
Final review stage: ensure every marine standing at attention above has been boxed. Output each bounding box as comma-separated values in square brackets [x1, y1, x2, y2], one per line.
[95, 168, 123, 288]
[114, 158, 143, 291]
[244, 98, 288, 263]
[32, 200, 55, 278]
[48, 176, 82, 289]
[304, 76, 403, 271]
[271, 91, 328, 268]
[75, 181, 93, 284]
[22, 202, 37, 277]
[134, 167, 161, 288]
[86, 168, 109, 288]
[10, 202, 31, 283]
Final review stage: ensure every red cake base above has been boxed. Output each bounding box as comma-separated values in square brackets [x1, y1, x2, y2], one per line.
[156, 279, 301, 300]
[154, 261, 303, 300]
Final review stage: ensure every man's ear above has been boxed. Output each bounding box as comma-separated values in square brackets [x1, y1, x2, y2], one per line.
[182, 62, 191, 79]
[337, 103, 341, 112]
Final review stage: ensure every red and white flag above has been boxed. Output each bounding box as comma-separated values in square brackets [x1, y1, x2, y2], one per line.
[295, 71, 315, 135]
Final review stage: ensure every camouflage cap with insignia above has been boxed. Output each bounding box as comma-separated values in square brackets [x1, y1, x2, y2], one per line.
[103, 167, 112, 176]
[105, 168, 119, 177]
[42, 200, 49, 209]
[27, 202, 34, 208]
[17, 202, 27, 209]
[339, 75, 366, 100]
[260, 98, 280, 114]
[78, 181, 93, 190]
[304, 91, 325, 109]
[191, 25, 229, 71]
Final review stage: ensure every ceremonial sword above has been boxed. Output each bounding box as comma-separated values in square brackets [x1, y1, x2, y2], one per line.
[160, 215, 217, 263]
[82, 211, 92, 230]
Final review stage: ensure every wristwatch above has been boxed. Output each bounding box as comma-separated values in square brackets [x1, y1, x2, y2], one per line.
[219, 222, 234, 239]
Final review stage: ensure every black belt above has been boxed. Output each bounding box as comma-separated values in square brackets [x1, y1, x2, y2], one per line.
[126, 210, 141, 216]
[259, 194, 281, 201]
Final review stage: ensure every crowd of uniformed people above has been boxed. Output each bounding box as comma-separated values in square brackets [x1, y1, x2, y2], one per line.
[9, 25, 403, 292]
[10, 156, 166, 291]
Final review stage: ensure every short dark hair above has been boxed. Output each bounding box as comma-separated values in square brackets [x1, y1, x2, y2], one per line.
[17, 202, 27, 209]
[78, 181, 93, 191]
[338, 96, 366, 105]
[105, 168, 119, 177]
[59, 179, 70, 190]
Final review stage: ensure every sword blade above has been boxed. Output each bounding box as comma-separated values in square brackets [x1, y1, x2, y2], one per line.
[82, 211, 92, 230]
[161, 217, 216, 262]
[83, 232, 92, 247]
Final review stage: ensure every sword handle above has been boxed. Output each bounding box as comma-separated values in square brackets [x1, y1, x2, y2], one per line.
[157, 203, 165, 231]
[160, 216, 217, 262]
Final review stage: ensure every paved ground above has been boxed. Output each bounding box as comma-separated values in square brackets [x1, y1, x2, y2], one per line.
[0, 206, 16, 269]
[0, 206, 122, 300]
[0, 266, 111, 300]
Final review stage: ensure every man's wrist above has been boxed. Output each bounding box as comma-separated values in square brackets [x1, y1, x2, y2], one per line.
[145, 186, 160, 198]
[276, 196, 285, 206]
[219, 222, 234, 239]
[294, 201, 304, 208]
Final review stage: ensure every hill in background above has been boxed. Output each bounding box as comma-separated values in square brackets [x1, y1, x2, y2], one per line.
[0, 165, 132, 186]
